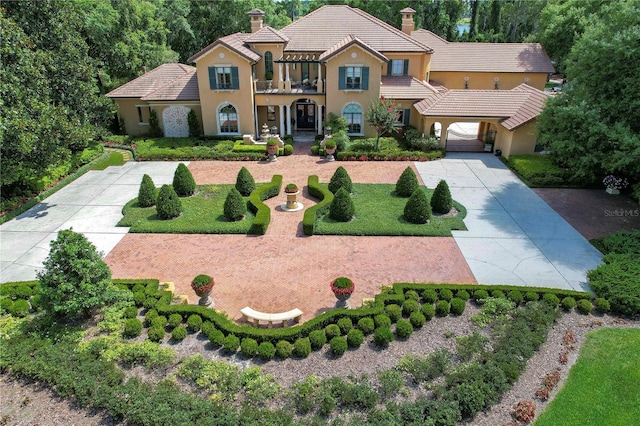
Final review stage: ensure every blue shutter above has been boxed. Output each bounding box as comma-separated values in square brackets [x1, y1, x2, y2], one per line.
[231, 67, 239, 89]
[208, 67, 217, 89]
[403, 59, 409, 76]
[361, 67, 369, 90]
[387, 60, 392, 75]
[338, 67, 346, 90]
[403, 109, 410, 125]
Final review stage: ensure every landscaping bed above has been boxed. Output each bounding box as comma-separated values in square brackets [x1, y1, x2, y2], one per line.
[502, 154, 585, 188]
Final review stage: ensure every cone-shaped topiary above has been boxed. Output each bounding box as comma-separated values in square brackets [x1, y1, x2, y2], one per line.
[404, 188, 431, 224]
[172, 163, 196, 197]
[223, 187, 246, 221]
[329, 187, 355, 222]
[328, 166, 352, 194]
[431, 179, 453, 214]
[156, 185, 182, 219]
[235, 166, 256, 196]
[138, 174, 157, 207]
[396, 166, 419, 197]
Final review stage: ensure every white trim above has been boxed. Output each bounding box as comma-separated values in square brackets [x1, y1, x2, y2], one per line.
[341, 102, 364, 136]
[146, 102, 200, 106]
[216, 102, 240, 134]
[344, 63, 364, 67]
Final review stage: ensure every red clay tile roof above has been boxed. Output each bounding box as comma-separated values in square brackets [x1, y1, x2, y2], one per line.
[412, 29, 554, 73]
[380, 76, 440, 99]
[318, 34, 388, 62]
[245, 26, 290, 43]
[282, 5, 432, 53]
[414, 84, 550, 130]
[187, 33, 261, 63]
[141, 71, 199, 101]
[105, 63, 195, 98]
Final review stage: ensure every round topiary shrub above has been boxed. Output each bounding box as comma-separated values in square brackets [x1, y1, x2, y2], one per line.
[294, 337, 312, 358]
[396, 166, 419, 197]
[404, 188, 431, 224]
[456, 289, 471, 300]
[373, 326, 394, 347]
[156, 184, 182, 219]
[561, 297, 577, 311]
[0, 298, 12, 313]
[133, 291, 146, 307]
[240, 338, 259, 358]
[200, 321, 215, 338]
[422, 289, 438, 304]
[473, 289, 489, 304]
[9, 299, 29, 317]
[594, 297, 610, 313]
[330, 336, 348, 356]
[309, 330, 327, 350]
[450, 297, 466, 315]
[337, 317, 353, 335]
[346, 329, 364, 348]
[439, 288, 454, 301]
[284, 144, 294, 155]
[357, 317, 375, 335]
[123, 318, 143, 338]
[257, 341, 276, 360]
[223, 187, 246, 221]
[374, 314, 392, 328]
[15, 285, 33, 299]
[124, 306, 139, 319]
[525, 291, 540, 302]
[138, 174, 157, 207]
[542, 293, 560, 308]
[328, 166, 352, 194]
[208, 330, 225, 347]
[132, 284, 145, 293]
[148, 325, 165, 342]
[402, 299, 420, 316]
[187, 314, 203, 332]
[223, 334, 240, 353]
[405, 290, 420, 301]
[395, 319, 414, 338]
[325, 324, 341, 339]
[421, 303, 435, 320]
[409, 311, 426, 328]
[171, 325, 187, 341]
[144, 309, 158, 326]
[329, 187, 355, 222]
[577, 299, 593, 314]
[507, 290, 524, 305]
[167, 313, 183, 329]
[430, 179, 453, 214]
[491, 290, 506, 299]
[143, 297, 158, 310]
[385, 304, 403, 323]
[235, 166, 256, 196]
[275, 340, 292, 358]
[172, 163, 196, 197]
[435, 300, 451, 316]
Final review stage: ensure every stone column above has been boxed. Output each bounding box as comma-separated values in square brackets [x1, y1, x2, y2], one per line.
[285, 104, 292, 135]
[279, 105, 285, 138]
[317, 104, 323, 135]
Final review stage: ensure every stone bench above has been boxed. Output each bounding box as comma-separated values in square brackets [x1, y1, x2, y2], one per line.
[240, 306, 303, 328]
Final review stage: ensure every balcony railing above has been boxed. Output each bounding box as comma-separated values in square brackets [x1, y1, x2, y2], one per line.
[254, 79, 324, 94]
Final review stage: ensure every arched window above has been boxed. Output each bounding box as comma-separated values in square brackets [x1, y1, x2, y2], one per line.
[264, 51, 273, 78]
[342, 103, 363, 135]
[218, 104, 238, 134]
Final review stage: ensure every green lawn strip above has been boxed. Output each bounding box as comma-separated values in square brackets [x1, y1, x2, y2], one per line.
[534, 328, 640, 426]
[92, 150, 125, 170]
[501, 155, 590, 188]
[314, 184, 467, 236]
[118, 184, 256, 234]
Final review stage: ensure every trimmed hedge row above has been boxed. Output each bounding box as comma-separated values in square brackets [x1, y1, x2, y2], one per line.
[247, 175, 282, 235]
[302, 175, 334, 236]
[336, 149, 445, 162]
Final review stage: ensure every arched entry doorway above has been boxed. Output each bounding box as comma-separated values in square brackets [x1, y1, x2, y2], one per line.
[445, 122, 482, 152]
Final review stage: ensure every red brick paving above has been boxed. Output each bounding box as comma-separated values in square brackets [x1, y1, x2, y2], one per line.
[105, 143, 476, 324]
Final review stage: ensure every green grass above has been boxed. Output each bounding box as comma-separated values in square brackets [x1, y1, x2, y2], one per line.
[534, 328, 640, 426]
[118, 184, 256, 234]
[314, 184, 467, 236]
[503, 154, 580, 188]
[92, 151, 125, 170]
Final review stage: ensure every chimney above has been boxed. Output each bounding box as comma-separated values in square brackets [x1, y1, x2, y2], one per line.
[248, 9, 265, 33]
[400, 7, 416, 35]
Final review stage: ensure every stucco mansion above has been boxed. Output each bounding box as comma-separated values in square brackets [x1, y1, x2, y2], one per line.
[107, 5, 555, 158]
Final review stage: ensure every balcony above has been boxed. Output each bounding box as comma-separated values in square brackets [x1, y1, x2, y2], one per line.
[254, 79, 324, 94]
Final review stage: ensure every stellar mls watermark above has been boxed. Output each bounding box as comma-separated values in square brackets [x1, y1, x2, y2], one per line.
[604, 209, 639, 217]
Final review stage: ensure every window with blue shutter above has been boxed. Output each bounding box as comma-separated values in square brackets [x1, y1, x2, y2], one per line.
[403, 108, 410, 125]
[209, 67, 217, 89]
[403, 60, 409, 76]
[361, 67, 369, 90]
[341, 66, 368, 90]
[389, 59, 409, 76]
[338, 67, 346, 90]
[210, 66, 239, 90]
[231, 67, 239, 89]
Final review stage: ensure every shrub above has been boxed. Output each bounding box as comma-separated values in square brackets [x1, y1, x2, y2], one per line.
[374, 314, 392, 328]
[395, 319, 414, 338]
[325, 324, 341, 340]
[148, 109, 162, 136]
[309, 329, 327, 350]
[594, 297, 610, 313]
[525, 291, 540, 302]
[491, 290, 505, 299]
[347, 329, 364, 348]
[507, 290, 524, 305]
[422, 289, 438, 303]
[456, 289, 471, 300]
[186, 314, 202, 332]
[436, 300, 451, 316]
[123, 318, 143, 338]
[404, 188, 431, 224]
[143, 297, 158, 309]
[275, 340, 292, 358]
[172, 163, 196, 197]
[294, 337, 311, 358]
[138, 174, 157, 207]
[257, 342, 276, 360]
[337, 317, 353, 335]
[240, 338, 259, 358]
[156, 184, 182, 219]
[133, 291, 146, 307]
[385, 304, 403, 322]
[402, 299, 420, 316]
[439, 288, 454, 301]
[187, 109, 200, 137]
[561, 297, 577, 311]
[409, 311, 426, 328]
[473, 289, 489, 303]
[9, 299, 29, 317]
[396, 166, 419, 197]
[171, 325, 187, 341]
[167, 313, 183, 329]
[235, 166, 256, 196]
[430, 179, 453, 214]
[284, 144, 293, 155]
[405, 290, 420, 301]
[150, 315, 167, 328]
[357, 317, 375, 335]
[542, 293, 560, 308]
[200, 321, 215, 337]
[148, 325, 165, 342]
[223, 187, 246, 221]
[123, 306, 138, 319]
[330, 337, 348, 355]
[0, 298, 12, 313]
[577, 299, 593, 314]
[450, 297, 466, 315]
[373, 326, 394, 347]
[15, 285, 33, 299]
[144, 309, 158, 326]
[223, 334, 240, 353]
[421, 303, 435, 320]
[513, 400, 536, 423]
[208, 329, 225, 347]
[329, 187, 355, 222]
[588, 252, 640, 316]
[328, 166, 352, 194]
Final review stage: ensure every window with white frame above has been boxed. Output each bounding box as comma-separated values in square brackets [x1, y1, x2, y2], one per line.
[391, 59, 404, 76]
[216, 67, 233, 89]
[346, 66, 362, 89]
[136, 105, 151, 124]
[218, 104, 238, 133]
[394, 109, 404, 126]
[342, 103, 363, 135]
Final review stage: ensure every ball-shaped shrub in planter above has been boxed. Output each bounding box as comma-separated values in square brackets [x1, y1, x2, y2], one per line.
[525, 291, 540, 302]
[435, 300, 451, 317]
[171, 325, 187, 341]
[275, 340, 292, 359]
[148, 326, 165, 342]
[235, 166, 256, 196]
[422, 289, 438, 304]
[309, 330, 327, 350]
[561, 297, 577, 311]
[151, 315, 167, 329]
[294, 337, 312, 358]
[167, 313, 183, 329]
[223, 334, 240, 353]
[172, 163, 196, 197]
[396, 167, 419, 197]
[577, 299, 593, 314]
[404, 188, 431, 224]
[330, 337, 348, 356]
[337, 317, 353, 335]
[357, 317, 375, 335]
[507, 290, 524, 305]
[439, 288, 454, 301]
[240, 338, 259, 358]
[395, 319, 414, 339]
[374, 314, 392, 328]
[208, 330, 225, 347]
[542, 293, 560, 308]
[430, 179, 453, 214]
[156, 184, 182, 219]
[409, 311, 427, 328]
[329, 187, 355, 222]
[257, 342, 276, 360]
[347, 329, 364, 348]
[138, 174, 157, 207]
[450, 298, 466, 315]
[328, 166, 352, 194]
[374, 326, 394, 347]
[456, 289, 471, 300]
[402, 299, 420, 316]
[325, 324, 341, 339]
[405, 290, 420, 301]
[385, 304, 403, 323]
[594, 298, 610, 313]
[123, 318, 143, 338]
[421, 304, 435, 320]
[9, 299, 29, 317]
[224, 187, 246, 221]
[187, 314, 203, 332]
[124, 306, 139, 319]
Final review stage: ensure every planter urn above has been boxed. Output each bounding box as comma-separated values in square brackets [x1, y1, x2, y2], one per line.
[266, 144, 278, 162]
[191, 275, 214, 307]
[330, 277, 355, 309]
[325, 146, 337, 161]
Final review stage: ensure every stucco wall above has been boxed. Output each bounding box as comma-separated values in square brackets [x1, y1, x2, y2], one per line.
[115, 98, 151, 137]
[430, 71, 548, 91]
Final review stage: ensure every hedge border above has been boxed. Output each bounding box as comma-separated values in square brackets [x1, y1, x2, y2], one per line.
[247, 175, 282, 235]
[101, 143, 138, 160]
[302, 175, 334, 236]
[336, 149, 445, 162]
[232, 140, 286, 156]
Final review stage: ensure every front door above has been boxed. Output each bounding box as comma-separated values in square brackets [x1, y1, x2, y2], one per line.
[296, 102, 315, 129]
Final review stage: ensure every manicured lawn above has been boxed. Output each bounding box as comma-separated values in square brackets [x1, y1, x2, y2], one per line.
[503, 154, 577, 188]
[314, 184, 467, 236]
[534, 328, 640, 426]
[92, 150, 124, 170]
[118, 184, 256, 234]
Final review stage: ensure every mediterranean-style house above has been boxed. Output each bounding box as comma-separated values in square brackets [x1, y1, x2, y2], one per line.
[106, 5, 554, 158]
